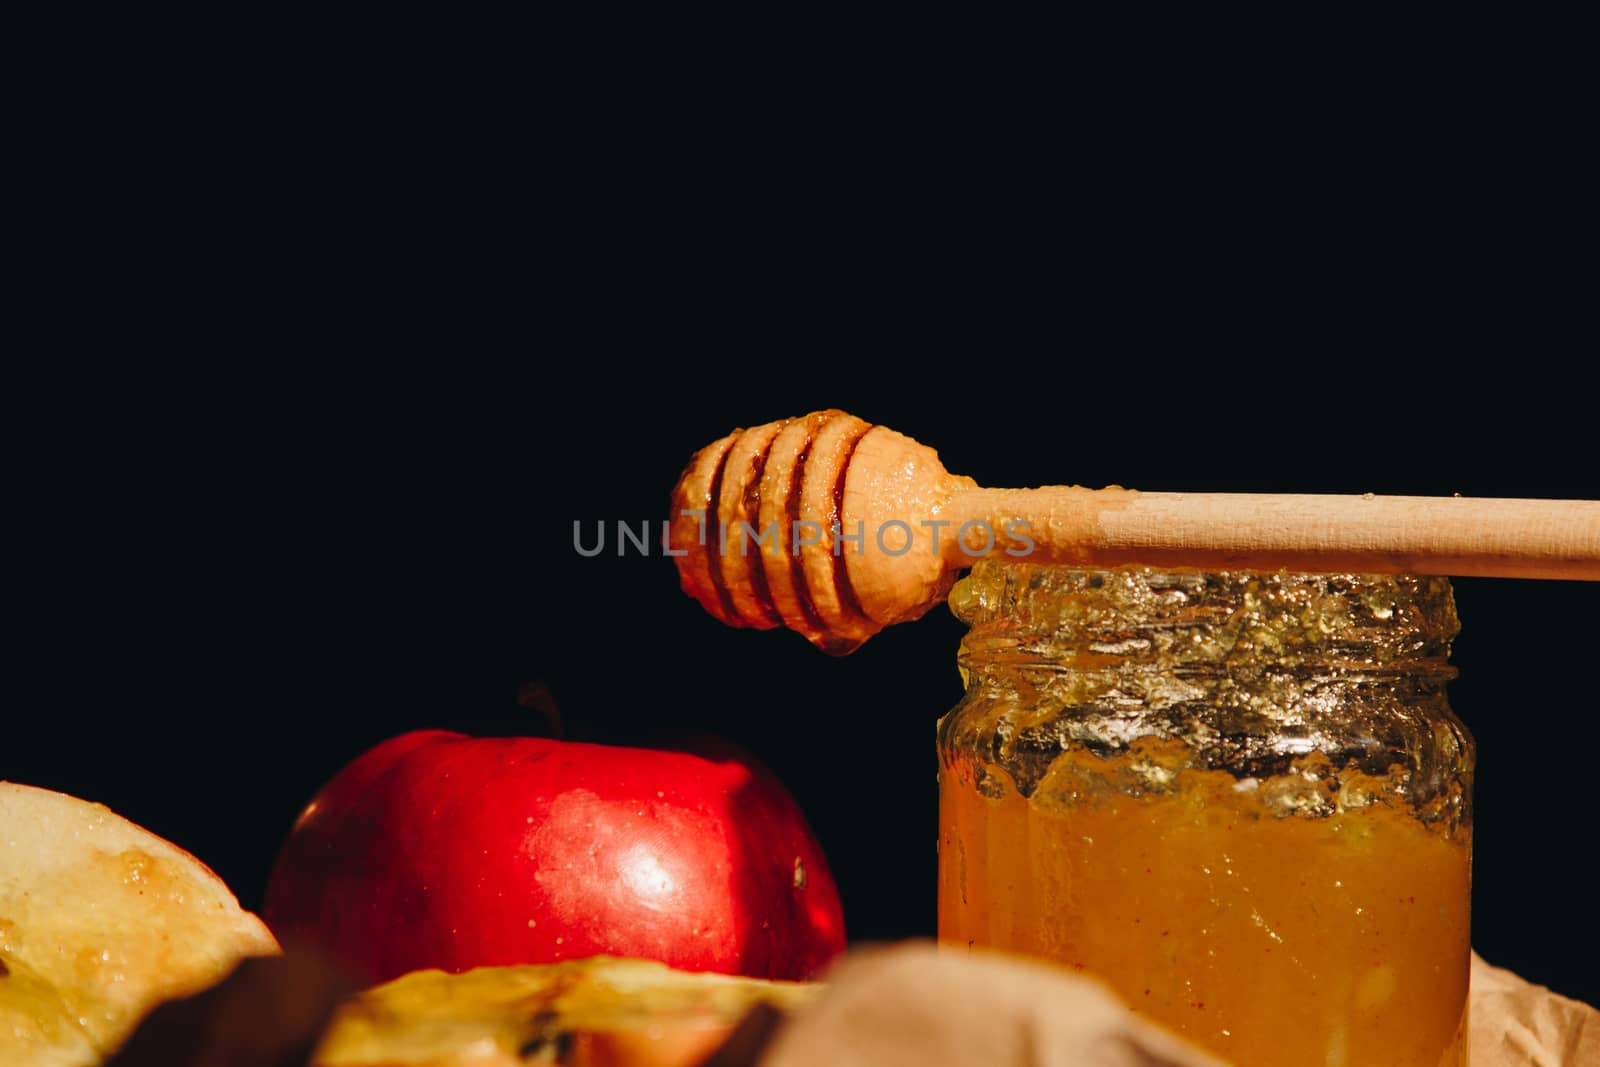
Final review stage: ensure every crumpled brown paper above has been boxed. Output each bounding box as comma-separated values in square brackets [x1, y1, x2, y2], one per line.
[756, 943, 1598, 1067]
[1470, 952, 1599, 1065]
[760, 945, 1227, 1067]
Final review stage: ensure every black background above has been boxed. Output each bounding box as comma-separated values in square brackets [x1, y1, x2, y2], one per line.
[9, 94, 1597, 1010]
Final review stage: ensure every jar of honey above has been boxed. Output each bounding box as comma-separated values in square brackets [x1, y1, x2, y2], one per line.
[937, 562, 1474, 1066]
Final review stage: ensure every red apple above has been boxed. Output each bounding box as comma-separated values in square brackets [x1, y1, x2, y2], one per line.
[263, 730, 845, 984]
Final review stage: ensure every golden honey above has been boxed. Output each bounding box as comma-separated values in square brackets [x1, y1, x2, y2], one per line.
[937, 564, 1473, 1066]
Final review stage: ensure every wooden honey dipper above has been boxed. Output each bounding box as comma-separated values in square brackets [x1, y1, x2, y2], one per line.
[669, 410, 1600, 654]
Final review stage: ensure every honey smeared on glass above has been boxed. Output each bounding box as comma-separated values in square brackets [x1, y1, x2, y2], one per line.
[937, 563, 1473, 1067]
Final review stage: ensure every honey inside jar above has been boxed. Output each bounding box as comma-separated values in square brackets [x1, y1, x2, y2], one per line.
[936, 563, 1473, 1067]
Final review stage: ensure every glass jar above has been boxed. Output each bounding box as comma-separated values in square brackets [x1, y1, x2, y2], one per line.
[937, 562, 1474, 1067]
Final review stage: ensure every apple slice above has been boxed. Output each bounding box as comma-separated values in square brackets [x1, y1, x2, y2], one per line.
[0, 782, 279, 1066]
[311, 955, 818, 1067]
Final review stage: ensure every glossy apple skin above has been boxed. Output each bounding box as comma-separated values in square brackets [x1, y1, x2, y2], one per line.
[263, 731, 846, 984]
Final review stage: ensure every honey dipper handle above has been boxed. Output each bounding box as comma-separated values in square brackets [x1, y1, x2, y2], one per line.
[953, 487, 1600, 580]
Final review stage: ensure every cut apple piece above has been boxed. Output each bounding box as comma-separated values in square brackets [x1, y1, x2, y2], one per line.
[312, 956, 818, 1067]
[0, 782, 278, 1066]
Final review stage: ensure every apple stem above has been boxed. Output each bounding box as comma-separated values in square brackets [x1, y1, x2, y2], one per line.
[516, 680, 564, 738]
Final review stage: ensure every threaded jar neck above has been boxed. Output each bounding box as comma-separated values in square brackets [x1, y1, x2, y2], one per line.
[943, 562, 1470, 817]
[951, 562, 1459, 680]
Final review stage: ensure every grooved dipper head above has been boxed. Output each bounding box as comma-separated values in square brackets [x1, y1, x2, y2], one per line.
[669, 411, 974, 654]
